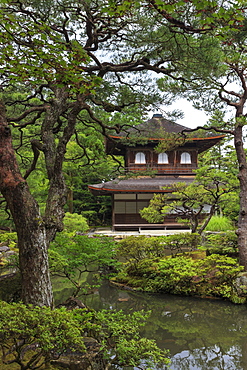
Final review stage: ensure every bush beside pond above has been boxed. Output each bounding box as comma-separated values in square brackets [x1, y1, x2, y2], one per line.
[203, 231, 238, 257]
[113, 253, 245, 303]
[114, 234, 245, 304]
[0, 301, 168, 370]
[0, 230, 245, 307]
[116, 233, 202, 262]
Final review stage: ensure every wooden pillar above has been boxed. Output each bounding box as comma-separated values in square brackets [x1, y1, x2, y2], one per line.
[111, 194, 115, 231]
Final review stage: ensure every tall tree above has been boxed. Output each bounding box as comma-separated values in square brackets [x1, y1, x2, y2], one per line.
[0, 102, 53, 306]
[0, 0, 201, 305]
[138, 0, 247, 269]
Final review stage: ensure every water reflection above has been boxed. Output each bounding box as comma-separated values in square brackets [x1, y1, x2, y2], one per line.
[1, 272, 245, 369]
[73, 281, 247, 370]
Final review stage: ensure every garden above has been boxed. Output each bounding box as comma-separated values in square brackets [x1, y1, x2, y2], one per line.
[0, 213, 246, 369]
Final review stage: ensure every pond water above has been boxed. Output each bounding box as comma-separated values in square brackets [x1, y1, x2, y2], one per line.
[54, 279, 247, 370]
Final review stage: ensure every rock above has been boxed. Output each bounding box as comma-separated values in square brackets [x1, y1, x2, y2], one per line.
[233, 272, 247, 297]
[118, 297, 129, 302]
[51, 338, 105, 370]
[56, 297, 87, 310]
[0, 245, 10, 252]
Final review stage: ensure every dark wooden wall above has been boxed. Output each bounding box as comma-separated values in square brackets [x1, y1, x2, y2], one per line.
[125, 148, 198, 174]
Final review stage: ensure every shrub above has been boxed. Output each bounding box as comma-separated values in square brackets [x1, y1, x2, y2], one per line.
[97, 309, 169, 368]
[114, 253, 244, 302]
[0, 231, 17, 249]
[160, 232, 201, 254]
[63, 212, 89, 233]
[117, 233, 201, 271]
[0, 302, 169, 370]
[117, 236, 165, 264]
[205, 216, 234, 232]
[0, 302, 91, 370]
[50, 234, 119, 296]
[204, 231, 238, 257]
[195, 254, 243, 299]
[150, 255, 198, 294]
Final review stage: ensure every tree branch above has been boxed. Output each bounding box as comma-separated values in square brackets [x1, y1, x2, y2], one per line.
[23, 140, 43, 180]
[147, 0, 214, 34]
[182, 125, 234, 135]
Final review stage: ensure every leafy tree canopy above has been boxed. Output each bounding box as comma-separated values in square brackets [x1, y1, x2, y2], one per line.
[140, 165, 238, 233]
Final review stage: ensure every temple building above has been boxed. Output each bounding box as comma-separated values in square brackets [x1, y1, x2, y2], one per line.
[89, 114, 224, 231]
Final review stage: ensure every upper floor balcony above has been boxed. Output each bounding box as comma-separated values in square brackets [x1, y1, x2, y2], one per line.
[126, 163, 198, 175]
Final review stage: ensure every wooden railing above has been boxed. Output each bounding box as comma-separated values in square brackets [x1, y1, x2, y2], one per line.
[113, 223, 190, 231]
[126, 164, 197, 174]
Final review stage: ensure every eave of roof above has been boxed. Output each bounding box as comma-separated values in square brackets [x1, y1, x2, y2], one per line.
[108, 134, 225, 142]
[88, 176, 195, 195]
[106, 134, 224, 155]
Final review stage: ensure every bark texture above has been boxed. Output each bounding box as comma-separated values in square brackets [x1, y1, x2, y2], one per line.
[234, 124, 247, 271]
[0, 102, 53, 306]
[41, 90, 82, 244]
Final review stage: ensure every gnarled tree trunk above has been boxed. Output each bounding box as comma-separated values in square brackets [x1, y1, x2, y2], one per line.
[0, 101, 53, 307]
[234, 124, 247, 270]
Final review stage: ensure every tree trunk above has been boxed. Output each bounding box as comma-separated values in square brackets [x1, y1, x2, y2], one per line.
[41, 88, 81, 244]
[198, 204, 216, 235]
[68, 186, 74, 214]
[234, 124, 247, 270]
[0, 102, 53, 306]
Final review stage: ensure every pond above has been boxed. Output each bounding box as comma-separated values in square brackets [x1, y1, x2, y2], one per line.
[1, 271, 247, 369]
[54, 278, 247, 370]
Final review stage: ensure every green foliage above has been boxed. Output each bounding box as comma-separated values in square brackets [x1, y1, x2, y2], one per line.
[154, 132, 185, 151]
[0, 231, 18, 270]
[139, 194, 165, 224]
[205, 215, 235, 232]
[117, 236, 165, 264]
[0, 302, 91, 369]
[117, 233, 201, 267]
[194, 254, 243, 300]
[50, 234, 119, 296]
[114, 252, 244, 303]
[220, 192, 240, 224]
[0, 209, 15, 231]
[25, 159, 49, 215]
[160, 232, 201, 255]
[0, 301, 169, 370]
[97, 309, 169, 369]
[63, 136, 115, 225]
[0, 231, 17, 249]
[199, 146, 240, 223]
[204, 231, 238, 257]
[153, 255, 198, 294]
[140, 165, 237, 234]
[63, 212, 89, 233]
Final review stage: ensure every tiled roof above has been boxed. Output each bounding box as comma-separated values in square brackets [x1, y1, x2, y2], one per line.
[115, 116, 190, 139]
[135, 116, 190, 136]
[89, 176, 195, 195]
[106, 115, 224, 154]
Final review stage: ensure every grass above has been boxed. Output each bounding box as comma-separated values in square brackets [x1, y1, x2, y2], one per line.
[205, 216, 235, 232]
